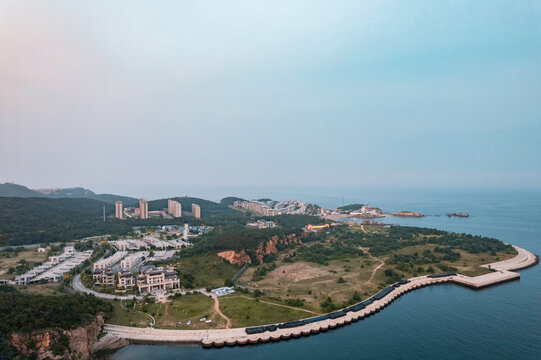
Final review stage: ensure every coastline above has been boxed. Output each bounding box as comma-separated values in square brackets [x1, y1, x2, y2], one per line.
[100, 245, 538, 348]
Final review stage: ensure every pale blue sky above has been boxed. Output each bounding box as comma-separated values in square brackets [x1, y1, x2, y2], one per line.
[1, 1, 540, 195]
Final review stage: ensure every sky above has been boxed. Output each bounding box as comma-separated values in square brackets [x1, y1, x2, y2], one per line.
[1, 1, 540, 197]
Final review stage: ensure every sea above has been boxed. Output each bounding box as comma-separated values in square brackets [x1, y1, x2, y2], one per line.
[113, 188, 541, 359]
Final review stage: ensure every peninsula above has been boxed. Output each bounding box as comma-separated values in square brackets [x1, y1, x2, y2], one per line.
[0, 191, 537, 357]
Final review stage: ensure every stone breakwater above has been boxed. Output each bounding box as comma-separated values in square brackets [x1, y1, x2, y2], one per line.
[103, 246, 538, 348]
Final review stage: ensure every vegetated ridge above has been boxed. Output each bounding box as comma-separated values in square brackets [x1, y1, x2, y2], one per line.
[0, 182, 137, 205]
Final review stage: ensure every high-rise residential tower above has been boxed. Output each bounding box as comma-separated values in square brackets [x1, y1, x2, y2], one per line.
[170, 200, 182, 218]
[191, 204, 201, 219]
[139, 198, 148, 219]
[115, 201, 123, 219]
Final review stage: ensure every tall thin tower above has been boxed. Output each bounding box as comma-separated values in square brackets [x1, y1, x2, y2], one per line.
[103, 205, 105, 222]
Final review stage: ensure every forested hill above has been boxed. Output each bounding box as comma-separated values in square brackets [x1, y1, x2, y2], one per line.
[220, 196, 246, 206]
[0, 183, 137, 204]
[0, 197, 129, 246]
[149, 197, 240, 218]
[0, 183, 44, 198]
[0, 196, 242, 246]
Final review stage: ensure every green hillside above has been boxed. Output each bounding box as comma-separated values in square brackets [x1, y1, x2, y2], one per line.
[220, 196, 246, 206]
[0, 183, 44, 198]
[0, 197, 133, 246]
[0, 183, 137, 204]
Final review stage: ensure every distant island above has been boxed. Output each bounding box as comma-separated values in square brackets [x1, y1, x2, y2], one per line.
[447, 212, 470, 217]
[391, 211, 424, 217]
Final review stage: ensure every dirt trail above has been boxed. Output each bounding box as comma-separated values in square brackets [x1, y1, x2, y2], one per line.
[213, 296, 232, 329]
[240, 296, 321, 315]
[358, 246, 385, 283]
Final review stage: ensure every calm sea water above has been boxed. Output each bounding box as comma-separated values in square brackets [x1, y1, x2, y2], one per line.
[113, 188, 541, 359]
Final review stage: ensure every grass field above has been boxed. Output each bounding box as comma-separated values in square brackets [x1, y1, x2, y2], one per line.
[237, 237, 517, 313]
[0, 249, 47, 280]
[106, 300, 154, 327]
[237, 256, 382, 311]
[16, 282, 63, 296]
[154, 293, 223, 329]
[219, 293, 317, 328]
[106, 293, 224, 329]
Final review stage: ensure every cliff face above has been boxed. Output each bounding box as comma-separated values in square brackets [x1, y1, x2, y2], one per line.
[9, 331, 61, 359]
[255, 234, 301, 264]
[218, 250, 252, 265]
[68, 313, 105, 360]
[218, 234, 301, 265]
[8, 313, 105, 360]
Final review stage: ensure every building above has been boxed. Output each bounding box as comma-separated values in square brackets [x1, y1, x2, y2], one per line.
[139, 198, 148, 219]
[93, 268, 115, 286]
[118, 271, 135, 288]
[183, 223, 189, 240]
[136, 266, 180, 294]
[246, 220, 275, 229]
[167, 199, 173, 214]
[120, 251, 149, 270]
[169, 200, 182, 218]
[93, 251, 128, 271]
[115, 201, 123, 219]
[111, 239, 148, 251]
[304, 224, 330, 232]
[211, 286, 235, 297]
[15, 247, 93, 285]
[192, 204, 201, 219]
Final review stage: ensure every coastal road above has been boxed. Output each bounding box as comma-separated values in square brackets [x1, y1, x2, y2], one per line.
[72, 274, 140, 300]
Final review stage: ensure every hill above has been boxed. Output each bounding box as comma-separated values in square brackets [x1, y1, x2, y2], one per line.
[0, 197, 132, 246]
[337, 203, 365, 211]
[0, 195, 244, 246]
[220, 196, 246, 206]
[148, 197, 241, 218]
[0, 183, 45, 198]
[0, 183, 138, 204]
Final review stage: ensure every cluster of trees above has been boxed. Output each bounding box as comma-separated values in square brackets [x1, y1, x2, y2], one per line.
[270, 214, 326, 228]
[0, 286, 112, 358]
[384, 268, 404, 283]
[184, 227, 301, 261]
[355, 226, 512, 256]
[252, 262, 277, 281]
[287, 242, 363, 266]
[390, 248, 461, 272]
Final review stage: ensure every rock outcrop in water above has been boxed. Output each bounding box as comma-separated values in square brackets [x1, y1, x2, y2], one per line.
[392, 211, 424, 217]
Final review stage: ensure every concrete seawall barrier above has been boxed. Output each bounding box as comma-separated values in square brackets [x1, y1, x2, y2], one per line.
[103, 246, 537, 348]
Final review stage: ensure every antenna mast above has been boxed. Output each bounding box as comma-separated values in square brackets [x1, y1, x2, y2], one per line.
[103, 205, 105, 222]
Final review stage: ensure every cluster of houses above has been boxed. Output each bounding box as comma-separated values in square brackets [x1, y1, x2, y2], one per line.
[8, 246, 93, 285]
[93, 265, 180, 294]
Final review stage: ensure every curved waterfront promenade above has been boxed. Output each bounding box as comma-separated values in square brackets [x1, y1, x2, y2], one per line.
[102, 245, 538, 348]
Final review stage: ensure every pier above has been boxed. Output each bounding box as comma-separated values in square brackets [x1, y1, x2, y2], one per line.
[103, 245, 538, 348]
